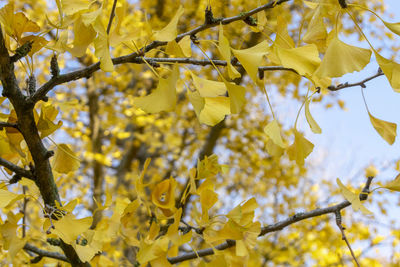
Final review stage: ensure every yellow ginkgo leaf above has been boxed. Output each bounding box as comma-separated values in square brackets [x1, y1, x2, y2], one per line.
[151, 177, 177, 216]
[94, 35, 114, 72]
[187, 89, 205, 118]
[80, 7, 102, 26]
[274, 15, 295, 49]
[265, 138, 284, 157]
[62, 0, 90, 16]
[51, 214, 92, 244]
[37, 104, 63, 138]
[197, 154, 222, 180]
[227, 198, 258, 227]
[374, 51, 400, 92]
[199, 96, 231, 126]
[0, 190, 23, 209]
[153, 5, 184, 42]
[232, 40, 269, 84]
[200, 189, 218, 223]
[165, 36, 191, 58]
[314, 36, 371, 78]
[20, 35, 48, 56]
[134, 65, 179, 113]
[263, 120, 285, 148]
[178, 35, 191, 57]
[0, 3, 15, 37]
[305, 97, 322, 134]
[52, 144, 80, 174]
[303, 9, 327, 48]
[382, 20, 400, 36]
[165, 40, 185, 57]
[336, 178, 372, 215]
[13, 12, 40, 39]
[287, 131, 314, 165]
[50, 30, 69, 53]
[224, 81, 246, 114]
[74, 242, 101, 263]
[368, 112, 397, 145]
[218, 25, 241, 79]
[277, 44, 321, 76]
[190, 71, 227, 97]
[69, 16, 96, 57]
[1, 212, 27, 259]
[383, 173, 400, 191]
[0, 3, 40, 40]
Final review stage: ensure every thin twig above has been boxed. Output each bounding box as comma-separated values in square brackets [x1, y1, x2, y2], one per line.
[22, 186, 28, 238]
[106, 0, 118, 34]
[24, 243, 69, 263]
[0, 121, 19, 130]
[335, 210, 360, 267]
[327, 70, 384, 91]
[0, 157, 34, 180]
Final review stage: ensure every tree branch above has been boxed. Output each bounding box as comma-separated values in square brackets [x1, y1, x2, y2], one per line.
[0, 121, 18, 130]
[106, 0, 118, 34]
[327, 70, 384, 91]
[0, 157, 34, 180]
[24, 243, 69, 263]
[29, 0, 290, 104]
[168, 177, 374, 264]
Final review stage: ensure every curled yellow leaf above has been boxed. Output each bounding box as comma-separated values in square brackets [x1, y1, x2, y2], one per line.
[151, 177, 177, 215]
[305, 97, 322, 134]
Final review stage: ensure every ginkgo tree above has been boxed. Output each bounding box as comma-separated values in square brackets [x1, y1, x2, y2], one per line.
[0, 0, 400, 266]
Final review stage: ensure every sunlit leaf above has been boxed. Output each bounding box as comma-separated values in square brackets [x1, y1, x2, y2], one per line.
[224, 81, 246, 114]
[51, 214, 93, 244]
[374, 51, 400, 92]
[314, 36, 371, 78]
[218, 25, 241, 79]
[305, 97, 322, 134]
[52, 144, 80, 174]
[37, 104, 63, 138]
[383, 173, 400, 191]
[287, 131, 314, 165]
[190, 71, 227, 97]
[336, 178, 372, 215]
[134, 65, 179, 113]
[153, 5, 184, 42]
[69, 16, 96, 57]
[199, 97, 230, 126]
[0, 189, 23, 209]
[277, 44, 321, 76]
[93, 17, 114, 72]
[264, 120, 285, 148]
[382, 20, 400, 36]
[62, 0, 90, 16]
[368, 112, 397, 145]
[232, 40, 269, 84]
